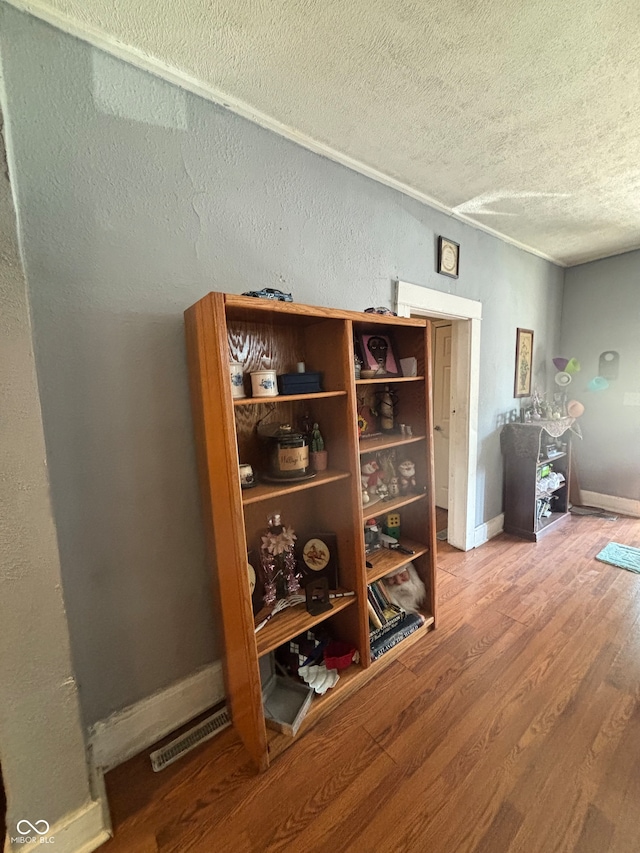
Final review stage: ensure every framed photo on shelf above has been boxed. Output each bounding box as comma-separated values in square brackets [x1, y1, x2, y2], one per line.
[297, 533, 339, 589]
[437, 236, 459, 278]
[514, 328, 534, 398]
[357, 332, 401, 377]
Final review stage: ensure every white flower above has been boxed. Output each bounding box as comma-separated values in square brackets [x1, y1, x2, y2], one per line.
[261, 526, 297, 556]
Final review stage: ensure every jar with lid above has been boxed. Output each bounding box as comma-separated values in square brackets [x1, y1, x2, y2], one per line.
[257, 422, 310, 480]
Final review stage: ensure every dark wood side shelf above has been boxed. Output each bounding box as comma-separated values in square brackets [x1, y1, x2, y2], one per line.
[501, 421, 572, 542]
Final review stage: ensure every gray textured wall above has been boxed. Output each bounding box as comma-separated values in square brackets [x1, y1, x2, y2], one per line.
[0, 113, 95, 837]
[563, 253, 640, 500]
[0, 5, 563, 727]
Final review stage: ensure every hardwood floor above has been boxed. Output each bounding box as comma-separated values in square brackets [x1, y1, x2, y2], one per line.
[103, 514, 640, 853]
[435, 505, 448, 535]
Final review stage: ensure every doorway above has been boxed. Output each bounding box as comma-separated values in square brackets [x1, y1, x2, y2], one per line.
[396, 281, 482, 551]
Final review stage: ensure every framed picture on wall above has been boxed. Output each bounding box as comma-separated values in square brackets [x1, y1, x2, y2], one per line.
[437, 236, 460, 278]
[514, 328, 534, 398]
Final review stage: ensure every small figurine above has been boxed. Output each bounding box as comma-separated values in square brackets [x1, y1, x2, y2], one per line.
[310, 422, 328, 471]
[311, 423, 324, 452]
[364, 518, 381, 554]
[354, 353, 363, 379]
[361, 458, 383, 497]
[388, 476, 400, 498]
[376, 482, 389, 501]
[384, 512, 401, 540]
[376, 385, 398, 433]
[398, 459, 417, 495]
[382, 562, 426, 614]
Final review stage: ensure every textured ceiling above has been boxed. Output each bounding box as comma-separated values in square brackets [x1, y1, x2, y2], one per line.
[9, 0, 640, 265]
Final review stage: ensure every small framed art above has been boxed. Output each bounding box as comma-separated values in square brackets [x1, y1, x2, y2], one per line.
[298, 533, 339, 589]
[514, 328, 534, 398]
[356, 332, 401, 377]
[437, 236, 459, 278]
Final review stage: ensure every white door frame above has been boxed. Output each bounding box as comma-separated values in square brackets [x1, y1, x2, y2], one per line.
[396, 281, 482, 551]
[432, 320, 453, 509]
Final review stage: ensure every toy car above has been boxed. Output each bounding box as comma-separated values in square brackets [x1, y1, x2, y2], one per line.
[364, 306, 397, 316]
[242, 288, 293, 302]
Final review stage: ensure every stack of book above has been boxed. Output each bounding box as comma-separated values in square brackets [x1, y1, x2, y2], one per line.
[367, 581, 424, 661]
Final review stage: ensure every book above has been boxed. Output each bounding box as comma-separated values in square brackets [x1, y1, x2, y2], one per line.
[367, 598, 382, 630]
[367, 586, 385, 624]
[369, 606, 404, 642]
[375, 580, 393, 608]
[369, 583, 388, 617]
[370, 612, 424, 660]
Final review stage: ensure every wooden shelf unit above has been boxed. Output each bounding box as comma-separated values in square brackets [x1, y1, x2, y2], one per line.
[185, 292, 437, 770]
[501, 422, 572, 542]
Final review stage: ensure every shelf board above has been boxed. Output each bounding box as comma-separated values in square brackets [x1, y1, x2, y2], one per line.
[536, 482, 567, 498]
[223, 294, 427, 327]
[366, 539, 430, 584]
[361, 491, 425, 521]
[356, 376, 424, 386]
[255, 593, 355, 657]
[359, 433, 425, 454]
[535, 510, 570, 537]
[537, 452, 567, 466]
[234, 390, 347, 407]
[243, 469, 351, 505]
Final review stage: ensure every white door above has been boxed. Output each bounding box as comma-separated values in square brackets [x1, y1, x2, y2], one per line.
[433, 324, 452, 509]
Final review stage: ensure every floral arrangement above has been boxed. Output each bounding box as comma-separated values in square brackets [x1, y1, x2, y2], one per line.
[261, 525, 297, 556]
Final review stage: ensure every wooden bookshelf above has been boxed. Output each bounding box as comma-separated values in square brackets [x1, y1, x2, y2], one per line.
[184, 292, 437, 771]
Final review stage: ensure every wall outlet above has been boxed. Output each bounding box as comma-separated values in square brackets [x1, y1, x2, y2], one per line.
[623, 392, 640, 407]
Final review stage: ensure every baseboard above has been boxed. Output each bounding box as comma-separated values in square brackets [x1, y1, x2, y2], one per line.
[8, 800, 109, 853]
[89, 661, 225, 772]
[580, 491, 640, 518]
[474, 513, 505, 547]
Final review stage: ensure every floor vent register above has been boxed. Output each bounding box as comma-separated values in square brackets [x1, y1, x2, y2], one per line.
[149, 707, 231, 772]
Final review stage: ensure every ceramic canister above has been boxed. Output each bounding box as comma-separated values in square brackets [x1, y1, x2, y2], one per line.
[229, 362, 246, 398]
[251, 369, 279, 398]
[238, 463, 255, 488]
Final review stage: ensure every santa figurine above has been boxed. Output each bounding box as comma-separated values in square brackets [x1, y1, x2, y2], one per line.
[382, 562, 426, 615]
[361, 458, 383, 498]
[398, 459, 417, 495]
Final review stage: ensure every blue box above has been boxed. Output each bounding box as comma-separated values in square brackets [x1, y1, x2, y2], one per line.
[277, 372, 323, 395]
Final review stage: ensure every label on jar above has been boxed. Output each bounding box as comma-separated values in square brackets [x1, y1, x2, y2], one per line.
[278, 445, 309, 471]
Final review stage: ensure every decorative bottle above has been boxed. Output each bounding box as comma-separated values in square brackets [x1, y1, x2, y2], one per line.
[259, 512, 300, 605]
